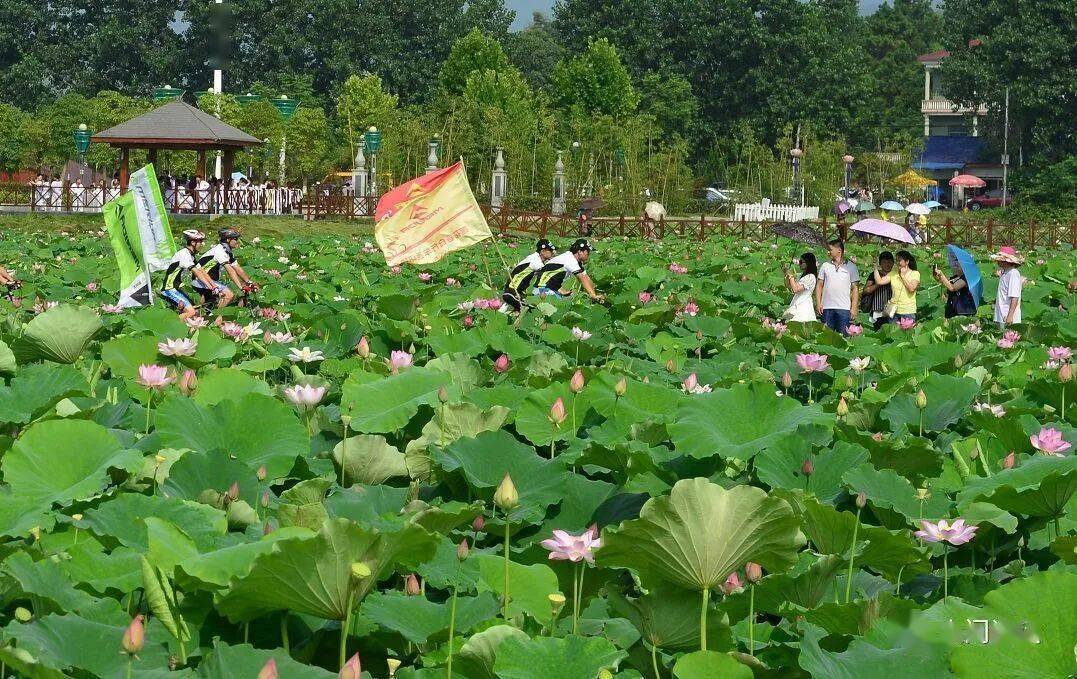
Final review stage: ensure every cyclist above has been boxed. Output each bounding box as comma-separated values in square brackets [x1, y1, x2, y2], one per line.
[500, 238, 556, 313]
[193, 228, 258, 308]
[0, 265, 21, 301]
[160, 230, 222, 321]
[532, 238, 604, 303]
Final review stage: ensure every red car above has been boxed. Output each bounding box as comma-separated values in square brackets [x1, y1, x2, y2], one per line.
[966, 189, 1013, 210]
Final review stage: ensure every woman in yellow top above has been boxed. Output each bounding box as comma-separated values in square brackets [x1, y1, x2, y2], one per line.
[872, 249, 920, 324]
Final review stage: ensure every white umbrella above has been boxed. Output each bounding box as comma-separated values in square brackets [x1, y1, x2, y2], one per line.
[644, 201, 666, 221]
[906, 202, 931, 215]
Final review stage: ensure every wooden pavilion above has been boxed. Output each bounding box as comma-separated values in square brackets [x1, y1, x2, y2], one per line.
[90, 101, 262, 192]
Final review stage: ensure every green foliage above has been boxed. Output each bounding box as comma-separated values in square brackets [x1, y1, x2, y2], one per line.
[551, 38, 639, 119]
[441, 29, 513, 96]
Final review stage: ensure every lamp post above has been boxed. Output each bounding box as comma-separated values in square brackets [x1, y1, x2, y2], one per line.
[270, 95, 299, 187]
[842, 154, 854, 200]
[570, 141, 581, 196]
[235, 93, 264, 107]
[364, 126, 382, 196]
[790, 147, 804, 206]
[73, 124, 91, 165]
[153, 86, 185, 102]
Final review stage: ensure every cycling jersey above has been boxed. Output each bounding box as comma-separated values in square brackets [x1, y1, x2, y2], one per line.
[533, 251, 584, 292]
[193, 243, 235, 289]
[161, 248, 199, 292]
[504, 252, 545, 294]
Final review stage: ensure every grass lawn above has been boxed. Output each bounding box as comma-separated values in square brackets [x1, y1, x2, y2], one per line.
[0, 212, 375, 238]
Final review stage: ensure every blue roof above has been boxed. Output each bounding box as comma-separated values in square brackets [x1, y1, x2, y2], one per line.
[913, 136, 985, 170]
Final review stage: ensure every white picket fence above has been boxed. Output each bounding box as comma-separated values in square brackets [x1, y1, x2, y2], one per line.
[733, 203, 819, 222]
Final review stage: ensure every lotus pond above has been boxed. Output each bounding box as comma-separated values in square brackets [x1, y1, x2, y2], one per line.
[0, 228, 1074, 678]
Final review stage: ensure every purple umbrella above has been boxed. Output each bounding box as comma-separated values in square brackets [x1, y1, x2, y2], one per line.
[835, 200, 852, 216]
[850, 218, 915, 244]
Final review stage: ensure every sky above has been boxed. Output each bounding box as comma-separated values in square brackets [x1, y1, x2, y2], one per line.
[507, 0, 888, 29]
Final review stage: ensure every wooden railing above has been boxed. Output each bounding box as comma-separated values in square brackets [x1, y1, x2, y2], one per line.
[0, 182, 306, 216]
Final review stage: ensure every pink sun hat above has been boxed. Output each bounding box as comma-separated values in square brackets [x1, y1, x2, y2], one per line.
[989, 245, 1025, 265]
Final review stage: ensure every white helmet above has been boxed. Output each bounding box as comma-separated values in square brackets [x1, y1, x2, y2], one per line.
[182, 229, 206, 242]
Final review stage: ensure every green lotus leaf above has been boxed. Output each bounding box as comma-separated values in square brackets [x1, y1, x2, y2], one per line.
[0, 420, 143, 537]
[880, 373, 979, 433]
[878, 342, 962, 374]
[333, 434, 409, 485]
[82, 492, 227, 550]
[360, 590, 500, 644]
[843, 464, 953, 526]
[472, 553, 560, 625]
[673, 651, 753, 679]
[670, 384, 831, 460]
[13, 304, 102, 364]
[415, 536, 482, 590]
[125, 306, 189, 337]
[424, 352, 484, 393]
[600, 478, 805, 591]
[173, 527, 315, 589]
[191, 368, 272, 405]
[58, 538, 143, 595]
[276, 477, 333, 530]
[606, 583, 733, 651]
[582, 371, 681, 425]
[183, 329, 237, 367]
[0, 339, 16, 375]
[198, 641, 337, 678]
[341, 366, 449, 433]
[217, 518, 438, 621]
[159, 449, 264, 505]
[492, 635, 627, 679]
[100, 333, 159, 379]
[756, 438, 869, 503]
[325, 485, 410, 524]
[0, 363, 88, 425]
[155, 393, 308, 478]
[403, 402, 510, 481]
[797, 622, 952, 679]
[456, 625, 529, 679]
[1, 551, 96, 614]
[957, 456, 1077, 517]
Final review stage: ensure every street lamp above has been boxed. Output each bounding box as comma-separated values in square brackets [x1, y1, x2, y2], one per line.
[153, 85, 185, 103]
[790, 147, 804, 206]
[270, 95, 300, 187]
[364, 126, 382, 195]
[236, 93, 264, 107]
[842, 154, 854, 200]
[427, 133, 440, 172]
[73, 124, 91, 164]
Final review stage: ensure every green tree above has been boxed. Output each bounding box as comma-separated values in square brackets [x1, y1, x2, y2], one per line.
[336, 73, 400, 156]
[440, 29, 512, 96]
[285, 106, 333, 184]
[551, 38, 639, 118]
[0, 102, 29, 171]
[506, 12, 566, 91]
[637, 71, 699, 141]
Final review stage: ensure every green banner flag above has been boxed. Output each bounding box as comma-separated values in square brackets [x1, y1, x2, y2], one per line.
[103, 164, 176, 307]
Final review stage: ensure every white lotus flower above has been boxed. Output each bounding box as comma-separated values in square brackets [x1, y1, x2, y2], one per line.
[158, 337, 198, 357]
[572, 327, 592, 341]
[849, 357, 871, 373]
[283, 384, 326, 411]
[289, 346, 325, 363]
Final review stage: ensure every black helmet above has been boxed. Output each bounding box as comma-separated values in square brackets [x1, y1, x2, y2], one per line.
[218, 228, 241, 242]
[569, 238, 594, 253]
[535, 239, 556, 253]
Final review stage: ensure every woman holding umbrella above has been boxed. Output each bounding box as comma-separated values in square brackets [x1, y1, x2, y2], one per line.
[932, 245, 979, 319]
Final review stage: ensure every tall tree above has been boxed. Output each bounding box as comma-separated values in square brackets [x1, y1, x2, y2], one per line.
[506, 13, 566, 92]
[440, 29, 513, 96]
[551, 38, 639, 118]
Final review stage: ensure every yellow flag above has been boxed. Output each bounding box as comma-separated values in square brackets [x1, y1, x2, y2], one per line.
[374, 161, 492, 266]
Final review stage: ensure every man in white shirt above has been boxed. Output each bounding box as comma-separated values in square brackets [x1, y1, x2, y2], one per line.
[815, 239, 859, 335]
[990, 246, 1024, 327]
[501, 239, 556, 312]
[532, 238, 604, 302]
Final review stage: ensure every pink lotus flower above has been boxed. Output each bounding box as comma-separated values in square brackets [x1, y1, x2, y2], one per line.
[796, 353, 829, 373]
[638, 291, 652, 304]
[486, 297, 502, 308]
[771, 321, 787, 337]
[681, 301, 699, 317]
[681, 373, 712, 394]
[761, 317, 773, 329]
[388, 350, 413, 373]
[1030, 427, 1071, 456]
[572, 327, 592, 341]
[1047, 346, 1072, 362]
[549, 397, 567, 425]
[101, 303, 123, 314]
[962, 322, 982, 335]
[719, 571, 743, 595]
[258, 307, 279, 320]
[463, 315, 474, 328]
[539, 525, 601, 563]
[445, 277, 459, 286]
[972, 402, 1006, 418]
[284, 384, 326, 410]
[179, 369, 197, 395]
[1003, 330, 1021, 343]
[265, 269, 282, 279]
[121, 614, 144, 655]
[418, 272, 432, 282]
[257, 659, 278, 679]
[457, 301, 475, 312]
[849, 357, 870, 372]
[265, 331, 294, 344]
[897, 317, 916, 330]
[997, 337, 1015, 349]
[493, 354, 511, 373]
[340, 653, 362, 679]
[221, 322, 245, 339]
[86, 281, 99, 292]
[137, 364, 173, 390]
[158, 337, 197, 357]
[570, 369, 585, 393]
[390, 266, 402, 275]
[847, 324, 863, 336]
[668, 262, 687, 274]
[185, 316, 209, 330]
[914, 519, 978, 545]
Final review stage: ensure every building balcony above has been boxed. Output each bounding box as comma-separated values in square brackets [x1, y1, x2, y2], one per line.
[922, 98, 988, 115]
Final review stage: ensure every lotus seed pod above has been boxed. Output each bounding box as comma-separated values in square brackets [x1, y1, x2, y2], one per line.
[14, 607, 32, 622]
[350, 562, 372, 580]
[387, 659, 402, 677]
[548, 592, 566, 612]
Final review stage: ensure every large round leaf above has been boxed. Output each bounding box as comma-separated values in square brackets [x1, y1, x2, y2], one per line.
[14, 304, 102, 364]
[198, 642, 336, 678]
[674, 651, 753, 679]
[341, 367, 449, 433]
[333, 434, 409, 485]
[607, 583, 733, 651]
[957, 456, 1077, 517]
[670, 384, 831, 460]
[880, 373, 979, 433]
[492, 635, 627, 679]
[600, 478, 805, 591]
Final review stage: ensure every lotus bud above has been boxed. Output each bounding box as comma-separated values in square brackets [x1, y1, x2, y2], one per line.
[339, 653, 362, 679]
[226, 481, 240, 502]
[456, 538, 470, 561]
[781, 370, 793, 389]
[548, 397, 567, 425]
[1003, 451, 1016, 469]
[472, 515, 486, 532]
[14, 607, 32, 622]
[954, 354, 964, 368]
[745, 562, 763, 583]
[665, 359, 675, 372]
[614, 377, 627, 396]
[599, 671, 614, 679]
[493, 354, 511, 373]
[350, 562, 372, 581]
[155, 453, 167, 464]
[72, 513, 83, 522]
[261, 488, 271, 508]
[256, 465, 267, 481]
[264, 521, 274, 535]
[570, 369, 585, 393]
[642, 376, 649, 384]
[916, 488, 931, 500]
[915, 389, 928, 409]
[463, 315, 474, 328]
[405, 573, 421, 596]
[801, 457, 814, 476]
[493, 473, 519, 511]
[121, 614, 145, 655]
[855, 491, 867, 508]
[548, 592, 566, 614]
[836, 396, 849, 418]
[356, 336, 370, 358]
[179, 369, 197, 395]
[968, 446, 979, 459]
[387, 659, 402, 677]
[1060, 363, 1073, 383]
[437, 386, 449, 403]
[28, 526, 40, 541]
[257, 658, 278, 679]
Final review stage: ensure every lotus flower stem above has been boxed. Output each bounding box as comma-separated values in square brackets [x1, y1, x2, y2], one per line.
[942, 547, 948, 600]
[844, 506, 861, 604]
[572, 562, 584, 635]
[340, 591, 354, 670]
[144, 392, 154, 435]
[125, 657, 133, 679]
[339, 421, 348, 488]
[748, 584, 755, 656]
[446, 587, 458, 678]
[281, 613, 289, 654]
[502, 515, 511, 622]
[699, 587, 709, 651]
[919, 410, 924, 437]
[651, 643, 660, 678]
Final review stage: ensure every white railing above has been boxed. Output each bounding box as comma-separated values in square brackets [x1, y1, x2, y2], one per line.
[734, 203, 819, 222]
[921, 98, 988, 115]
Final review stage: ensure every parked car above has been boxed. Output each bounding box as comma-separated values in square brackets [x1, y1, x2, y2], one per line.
[966, 189, 1013, 210]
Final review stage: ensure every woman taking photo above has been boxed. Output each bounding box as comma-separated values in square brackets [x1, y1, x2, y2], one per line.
[931, 259, 976, 318]
[782, 252, 819, 323]
[873, 250, 920, 324]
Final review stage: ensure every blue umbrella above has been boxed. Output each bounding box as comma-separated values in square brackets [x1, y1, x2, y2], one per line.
[880, 200, 905, 211]
[923, 200, 943, 209]
[946, 244, 982, 307]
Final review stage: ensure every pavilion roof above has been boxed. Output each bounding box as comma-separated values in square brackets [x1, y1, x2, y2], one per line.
[91, 101, 262, 149]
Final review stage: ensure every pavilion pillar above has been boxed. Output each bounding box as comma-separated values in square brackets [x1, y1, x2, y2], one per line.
[197, 150, 207, 178]
[222, 149, 235, 214]
[119, 148, 130, 193]
[147, 149, 158, 169]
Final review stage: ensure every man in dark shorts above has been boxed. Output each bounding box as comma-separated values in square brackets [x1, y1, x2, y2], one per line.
[532, 238, 605, 302]
[193, 228, 258, 308]
[500, 239, 556, 313]
[160, 230, 221, 321]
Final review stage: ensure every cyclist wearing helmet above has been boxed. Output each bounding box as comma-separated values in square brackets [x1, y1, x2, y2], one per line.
[160, 230, 220, 320]
[500, 238, 556, 313]
[532, 238, 604, 303]
[193, 228, 257, 307]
